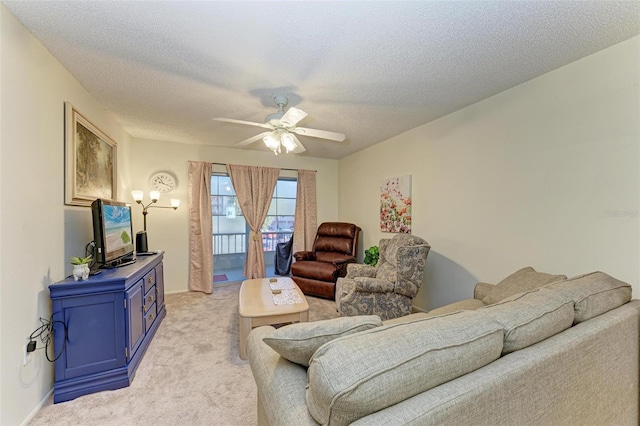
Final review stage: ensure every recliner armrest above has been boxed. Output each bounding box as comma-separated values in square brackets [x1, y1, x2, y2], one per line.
[294, 251, 315, 262]
[332, 255, 356, 267]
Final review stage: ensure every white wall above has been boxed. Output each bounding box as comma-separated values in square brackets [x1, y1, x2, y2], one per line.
[339, 36, 640, 310]
[0, 5, 132, 425]
[129, 138, 339, 294]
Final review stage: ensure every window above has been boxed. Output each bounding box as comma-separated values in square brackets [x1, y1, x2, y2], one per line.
[211, 174, 245, 254]
[261, 179, 296, 251]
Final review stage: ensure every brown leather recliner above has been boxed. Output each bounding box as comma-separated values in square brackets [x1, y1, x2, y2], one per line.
[291, 222, 361, 299]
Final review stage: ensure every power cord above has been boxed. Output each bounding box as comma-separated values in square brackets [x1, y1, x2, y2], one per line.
[85, 241, 97, 270]
[28, 315, 68, 362]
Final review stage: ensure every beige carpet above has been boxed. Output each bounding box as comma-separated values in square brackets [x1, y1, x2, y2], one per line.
[29, 283, 338, 425]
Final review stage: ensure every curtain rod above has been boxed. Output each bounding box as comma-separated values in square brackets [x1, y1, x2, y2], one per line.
[211, 162, 316, 172]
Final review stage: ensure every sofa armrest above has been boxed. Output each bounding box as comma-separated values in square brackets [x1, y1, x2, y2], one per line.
[345, 263, 377, 279]
[354, 277, 396, 293]
[474, 282, 495, 301]
[247, 326, 318, 426]
[293, 251, 315, 262]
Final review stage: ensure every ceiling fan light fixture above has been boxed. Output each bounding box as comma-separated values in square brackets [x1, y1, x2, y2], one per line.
[263, 131, 281, 155]
[281, 132, 297, 153]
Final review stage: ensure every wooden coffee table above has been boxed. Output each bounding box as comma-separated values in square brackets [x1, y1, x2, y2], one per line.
[238, 277, 309, 359]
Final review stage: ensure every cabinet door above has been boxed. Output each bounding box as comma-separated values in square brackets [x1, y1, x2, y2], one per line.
[52, 292, 126, 380]
[155, 262, 165, 309]
[126, 280, 145, 360]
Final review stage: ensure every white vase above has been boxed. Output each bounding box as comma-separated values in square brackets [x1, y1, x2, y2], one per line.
[73, 264, 90, 281]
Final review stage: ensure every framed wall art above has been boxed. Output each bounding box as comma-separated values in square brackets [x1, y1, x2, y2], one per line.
[64, 102, 117, 206]
[380, 175, 412, 233]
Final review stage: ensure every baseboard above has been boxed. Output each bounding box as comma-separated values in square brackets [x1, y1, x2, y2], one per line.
[20, 388, 53, 426]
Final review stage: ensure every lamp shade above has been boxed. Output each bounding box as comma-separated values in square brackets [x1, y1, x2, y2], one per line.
[170, 199, 180, 209]
[281, 133, 297, 153]
[131, 190, 144, 202]
[149, 191, 160, 202]
[263, 131, 280, 154]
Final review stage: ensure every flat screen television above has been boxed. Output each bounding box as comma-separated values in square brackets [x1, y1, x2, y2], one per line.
[91, 198, 135, 267]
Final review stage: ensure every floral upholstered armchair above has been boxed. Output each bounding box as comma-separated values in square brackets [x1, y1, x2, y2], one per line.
[336, 234, 430, 320]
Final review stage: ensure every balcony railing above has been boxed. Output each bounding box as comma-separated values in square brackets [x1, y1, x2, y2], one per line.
[213, 231, 293, 255]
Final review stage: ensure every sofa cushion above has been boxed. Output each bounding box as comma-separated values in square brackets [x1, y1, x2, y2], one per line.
[545, 271, 632, 323]
[427, 298, 486, 316]
[480, 288, 574, 354]
[482, 266, 567, 305]
[381, 299, 486, 326]
[306, 310, 504, 425]
[262, 315, 382, 367]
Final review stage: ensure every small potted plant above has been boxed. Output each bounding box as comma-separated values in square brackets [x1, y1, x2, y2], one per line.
[70, 255, 92, 281]
[363, 246, 379, 266]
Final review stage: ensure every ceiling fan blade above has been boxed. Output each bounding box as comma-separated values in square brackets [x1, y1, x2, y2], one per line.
[236, 132, 270, 147]
[289, 134, 306, 154]
[280, 107, 308, 127]
[292, 127, 346, 142]
[213, 117, 272, 129]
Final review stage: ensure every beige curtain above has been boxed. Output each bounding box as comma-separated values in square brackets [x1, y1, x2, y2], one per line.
[188, 161, 213, 293]
[293, 169, 317, 254]
[227, 164, 280, 279]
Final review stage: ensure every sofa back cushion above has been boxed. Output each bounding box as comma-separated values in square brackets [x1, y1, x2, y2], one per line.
[306, 310, 504, 426]
[482, 266, 567, 305]
[480, 288, 574, 354]
[545, 271, 632, 323]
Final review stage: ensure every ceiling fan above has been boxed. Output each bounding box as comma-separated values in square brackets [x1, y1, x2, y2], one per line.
[213, 96, 346, 155]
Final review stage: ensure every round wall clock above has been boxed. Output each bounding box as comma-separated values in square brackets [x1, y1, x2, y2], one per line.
[149, 171, 177, 193]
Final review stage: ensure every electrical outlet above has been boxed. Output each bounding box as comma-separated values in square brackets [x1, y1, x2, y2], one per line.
[23, 342, 33, 366]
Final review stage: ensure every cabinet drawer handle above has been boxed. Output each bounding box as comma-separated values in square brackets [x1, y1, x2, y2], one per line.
[143, 304, 147, 312]
[149, 313, 155, 321]
[150, 295, 155, 302]
[147, 276, 154, 284]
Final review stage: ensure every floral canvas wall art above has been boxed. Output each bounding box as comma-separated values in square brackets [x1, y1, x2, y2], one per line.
[380, 175, 412, 233]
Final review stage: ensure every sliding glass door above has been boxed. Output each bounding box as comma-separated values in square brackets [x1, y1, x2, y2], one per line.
[211, 174, 296, 284]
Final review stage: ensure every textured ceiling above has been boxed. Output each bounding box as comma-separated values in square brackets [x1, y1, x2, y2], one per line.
[3, 1, 639, 159]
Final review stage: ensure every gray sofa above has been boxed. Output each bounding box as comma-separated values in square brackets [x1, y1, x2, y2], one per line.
[247, 268, 638, 426]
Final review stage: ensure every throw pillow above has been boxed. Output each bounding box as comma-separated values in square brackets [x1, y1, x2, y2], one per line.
[262, 315, 382, 367]
[482, 266, 567, 305]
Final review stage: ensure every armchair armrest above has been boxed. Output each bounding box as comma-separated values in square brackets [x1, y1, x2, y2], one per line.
[293, 251, 315, 262]
[345, 263, 377, 279]
[474, 282, 495, 301]
[354, 277, 396, 293]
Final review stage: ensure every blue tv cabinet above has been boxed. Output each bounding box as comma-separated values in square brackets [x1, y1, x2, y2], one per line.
[49, 252, 165, 403]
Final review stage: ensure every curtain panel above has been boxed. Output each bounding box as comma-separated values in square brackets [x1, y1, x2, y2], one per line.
[188, 161, 213, 293]
[293, 169, 317, 254]
[227, 164, 280, 279]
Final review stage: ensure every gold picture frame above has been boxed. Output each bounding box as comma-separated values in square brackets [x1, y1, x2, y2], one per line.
[64, 102, 117, 206]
